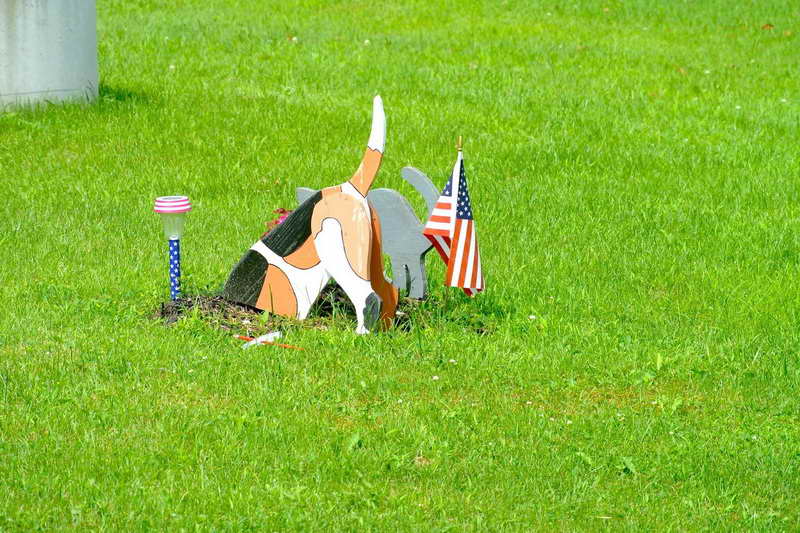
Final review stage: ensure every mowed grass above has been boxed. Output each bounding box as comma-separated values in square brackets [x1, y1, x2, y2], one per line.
[1, 0, 800, 529]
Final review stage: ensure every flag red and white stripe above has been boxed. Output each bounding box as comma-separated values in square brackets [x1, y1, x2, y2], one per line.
[422, 150, 484, 296]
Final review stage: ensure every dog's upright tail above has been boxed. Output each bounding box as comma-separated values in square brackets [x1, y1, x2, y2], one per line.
[348, 95, 385, 196]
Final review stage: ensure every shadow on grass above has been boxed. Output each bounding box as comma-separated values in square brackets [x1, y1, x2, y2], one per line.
[0, 84, 148, 124]
[98, 83, 148, 104]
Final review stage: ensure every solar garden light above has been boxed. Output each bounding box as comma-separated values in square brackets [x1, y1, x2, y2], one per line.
[154, 196, 192, 300]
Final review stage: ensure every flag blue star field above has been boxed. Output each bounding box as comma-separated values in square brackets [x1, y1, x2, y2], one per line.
[169, 239, 181, 300]
[422, 150, 484, 296]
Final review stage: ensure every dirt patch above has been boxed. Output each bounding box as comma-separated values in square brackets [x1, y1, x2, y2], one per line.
[155, 283, 422, 337]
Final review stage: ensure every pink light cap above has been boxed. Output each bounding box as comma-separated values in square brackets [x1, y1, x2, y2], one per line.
[154, 195, 192, 214]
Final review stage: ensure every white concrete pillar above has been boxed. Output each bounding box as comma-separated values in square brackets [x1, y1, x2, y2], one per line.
[0, 0, 98, 107]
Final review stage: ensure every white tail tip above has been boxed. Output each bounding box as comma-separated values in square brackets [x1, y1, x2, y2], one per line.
[367, 95, 385, 153]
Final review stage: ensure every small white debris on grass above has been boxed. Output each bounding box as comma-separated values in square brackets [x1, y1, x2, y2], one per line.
[432, 375, 440, 381]
[528, 315, 536, 320]
[169, 64, 176, 70]
[526, 401, 533, 405]
[448, 359, 456, 364]
[242, 331, 282, 349]
[364, 39, 371, 45]
[566, 419, 573, 425]
[735, 105, 742, 110]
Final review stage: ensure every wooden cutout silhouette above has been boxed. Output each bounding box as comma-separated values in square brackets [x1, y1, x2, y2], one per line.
[222, 96, 398, 334]
[297, 166, 439, 299]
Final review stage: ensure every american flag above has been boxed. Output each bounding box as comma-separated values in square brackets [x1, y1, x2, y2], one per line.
[422, 150, 484, 296]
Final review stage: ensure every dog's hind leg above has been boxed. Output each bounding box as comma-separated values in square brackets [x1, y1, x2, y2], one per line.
[315, 218, 381, 334]
[368, 206, 399, 328]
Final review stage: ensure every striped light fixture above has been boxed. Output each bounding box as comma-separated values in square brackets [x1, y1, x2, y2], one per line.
[154, 196, 192, 300]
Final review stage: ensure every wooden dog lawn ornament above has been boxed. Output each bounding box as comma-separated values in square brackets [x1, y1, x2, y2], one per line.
[297, 166, 439, 299]
[222, 96, 398, 334]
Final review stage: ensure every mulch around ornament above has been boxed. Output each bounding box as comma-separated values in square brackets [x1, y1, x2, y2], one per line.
[156, 283, 421, 338]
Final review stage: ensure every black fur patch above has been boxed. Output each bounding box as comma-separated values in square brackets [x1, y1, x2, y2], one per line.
[221, 249, 268, 308]
[221, 191, 322, 307]
[263, 191, 322, 256]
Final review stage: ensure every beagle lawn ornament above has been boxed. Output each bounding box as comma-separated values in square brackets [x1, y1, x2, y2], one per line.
[222, 96, 398, 334]
[296, 166, 440, 299]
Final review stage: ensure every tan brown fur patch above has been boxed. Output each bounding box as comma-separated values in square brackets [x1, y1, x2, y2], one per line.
[283, 238, 320, 269]
[256, 264, 298, 317]
[311, 192, 372, 281]
[349, 149, 382, 197]
[368, 205, 398, 328]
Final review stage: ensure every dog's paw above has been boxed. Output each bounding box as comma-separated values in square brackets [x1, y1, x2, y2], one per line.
[358, 292, 383, 334]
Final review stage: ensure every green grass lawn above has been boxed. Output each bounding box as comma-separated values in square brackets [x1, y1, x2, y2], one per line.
[2, 0, 800, 529]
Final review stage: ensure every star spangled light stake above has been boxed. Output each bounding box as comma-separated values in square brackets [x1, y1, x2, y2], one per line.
[154, 196, 192, 300]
